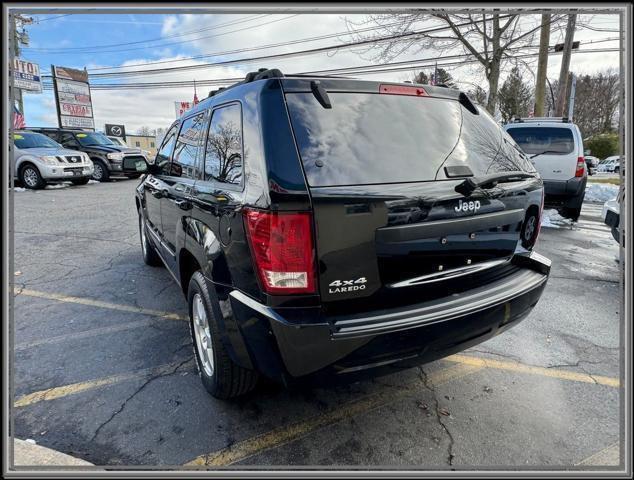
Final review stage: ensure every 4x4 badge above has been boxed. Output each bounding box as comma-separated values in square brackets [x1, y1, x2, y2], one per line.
[329, 277, 367, 294]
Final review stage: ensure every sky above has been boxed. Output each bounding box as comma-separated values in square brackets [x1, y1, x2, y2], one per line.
[18, 11, 622, 134]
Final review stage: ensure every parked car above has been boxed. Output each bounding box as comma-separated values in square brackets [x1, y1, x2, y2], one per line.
[504, 117, 587, 221]
[599, 155, 621, 173]
[602, 187, 623, 243]
[28, 127, 146, 182]
[108, 135, 152, 162]
[12, 130, 93, 189]
[584, 155, 600, 175]
[107, 135, 127, 147]
[134, 68, 551, 399]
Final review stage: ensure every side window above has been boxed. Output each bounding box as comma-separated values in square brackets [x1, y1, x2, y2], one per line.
[59, 132, 79, 148]
[204, 104, 243, 186]
[155, 125, 178, 175]
[171, 113, 206, 179]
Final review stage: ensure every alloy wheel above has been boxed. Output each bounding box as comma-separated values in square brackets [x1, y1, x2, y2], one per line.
[23, 168, 39, 188]
[192, 293, 214, 377]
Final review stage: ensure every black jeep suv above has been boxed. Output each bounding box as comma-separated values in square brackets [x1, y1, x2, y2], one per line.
[29, 127, 146, 182]
[135, 68, 551, 399]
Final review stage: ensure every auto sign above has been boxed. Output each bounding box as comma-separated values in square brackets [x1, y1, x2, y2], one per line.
[12, 58, 42, 93]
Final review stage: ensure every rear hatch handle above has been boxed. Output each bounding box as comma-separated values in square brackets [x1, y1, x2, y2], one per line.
[455, 171, 535, 197]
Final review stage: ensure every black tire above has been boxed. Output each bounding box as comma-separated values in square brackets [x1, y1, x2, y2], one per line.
[71, 177, 90, 186]
[91, 160, 110, 182]
[187, 271, 258, 399]
[19, 164, 46, 189]
[138, 212, 163, 267]
[562, 205, 582, 222]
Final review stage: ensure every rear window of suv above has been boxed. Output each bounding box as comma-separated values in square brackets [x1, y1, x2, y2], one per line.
[285, 92, 462, 187]
[505, 127, 574, 155]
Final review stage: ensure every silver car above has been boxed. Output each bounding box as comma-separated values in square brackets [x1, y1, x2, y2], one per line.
[13, 130, 94, 189]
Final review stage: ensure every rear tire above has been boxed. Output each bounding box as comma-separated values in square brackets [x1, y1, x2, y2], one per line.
[187, 271, 258, 399]
[562, 205, 582, 222]
[139, 212, 163, 267]
[91, 160, 110, 182]
[19, 164, 46, 189]
[71, 177, 90, 186]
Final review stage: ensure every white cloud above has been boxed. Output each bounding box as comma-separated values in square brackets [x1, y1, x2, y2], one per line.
[24, 12, 621, 133]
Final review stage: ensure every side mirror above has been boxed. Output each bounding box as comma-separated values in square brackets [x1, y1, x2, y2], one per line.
[122, 156, 149, 173]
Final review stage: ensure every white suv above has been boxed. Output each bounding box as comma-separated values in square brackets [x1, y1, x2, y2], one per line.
[599, 155, 621, 173]
[504, 118, 587, 220]
[13, 130, 94, 189]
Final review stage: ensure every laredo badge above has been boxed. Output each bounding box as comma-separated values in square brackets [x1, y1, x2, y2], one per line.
[329, 277, 367, 294]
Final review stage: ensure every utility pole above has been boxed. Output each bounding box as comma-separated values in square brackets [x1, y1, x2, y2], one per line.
[534, 14, 551, 117]
[11, 13, 33, 114]
[555, 13, 577, 117]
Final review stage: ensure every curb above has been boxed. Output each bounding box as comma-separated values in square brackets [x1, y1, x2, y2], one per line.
[13, 439, 95, 467]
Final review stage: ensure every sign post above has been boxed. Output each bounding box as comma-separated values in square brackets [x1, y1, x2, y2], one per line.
[52, 65, 95, 130]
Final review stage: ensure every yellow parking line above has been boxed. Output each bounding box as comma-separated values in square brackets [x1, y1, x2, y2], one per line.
[576, 442, 620, 466]
[15, 319, 159, 351]
[15, 288, 187, 321]
[447, 354, 620, 388]
[184, 362, 483, 467]
[14, 361, 193, 408]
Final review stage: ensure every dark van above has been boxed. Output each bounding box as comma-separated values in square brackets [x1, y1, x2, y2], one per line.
[134, 69, 550, 399]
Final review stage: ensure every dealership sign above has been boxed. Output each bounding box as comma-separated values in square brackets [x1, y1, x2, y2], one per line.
[105, 124, 126, 139]
[175, 101, 193, 118]
[52, 65, 95, 130]
[11, 58, 43, 93]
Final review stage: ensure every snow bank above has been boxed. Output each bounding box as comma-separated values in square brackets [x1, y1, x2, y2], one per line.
[585, 183, 618, 203]
[541, 209, 573, 229]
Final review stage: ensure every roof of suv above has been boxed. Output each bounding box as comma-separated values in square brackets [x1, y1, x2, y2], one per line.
[195, 68, 476, 114]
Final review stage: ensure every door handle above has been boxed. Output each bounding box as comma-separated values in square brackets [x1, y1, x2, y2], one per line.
[175, 199, 193, 211]
[151, 189, 167, 199]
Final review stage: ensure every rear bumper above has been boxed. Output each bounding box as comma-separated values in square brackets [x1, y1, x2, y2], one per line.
[543, 176, 586, 205]
[225, 251, 551, 382]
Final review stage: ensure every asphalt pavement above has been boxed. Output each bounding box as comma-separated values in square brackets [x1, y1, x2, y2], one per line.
[11, 179, 623, 470]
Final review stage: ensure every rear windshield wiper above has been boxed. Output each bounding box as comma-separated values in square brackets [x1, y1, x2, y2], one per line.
[529, 150, 562, 159]
[455, 171, 535, 196]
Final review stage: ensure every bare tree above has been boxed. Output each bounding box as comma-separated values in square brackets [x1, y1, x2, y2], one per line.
[136, 125, 154, 136]
[345, 12, 566, 114]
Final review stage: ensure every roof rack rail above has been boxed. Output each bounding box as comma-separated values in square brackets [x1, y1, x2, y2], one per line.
[207, 68, 285, 98]
[512, 116, 570, 123]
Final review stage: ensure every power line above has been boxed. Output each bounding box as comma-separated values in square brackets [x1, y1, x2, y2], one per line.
[41, 15, 523, 80]
[39, 47, 621, 91]
[79, 18, 428, 72]
[34, 14, 73, 23]
[28, 13, 269, 51]
[27, 14, 301, 55]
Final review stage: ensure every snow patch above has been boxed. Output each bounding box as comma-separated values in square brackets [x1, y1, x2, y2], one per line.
[13, 187, 26, 192]
[45, 183, 70, 190]
[88, 180, 100, 184]
[585, 183, 618, 203]
[541, 209, 573, 229]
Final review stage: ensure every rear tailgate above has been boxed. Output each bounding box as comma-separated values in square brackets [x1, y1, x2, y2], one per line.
[284, 86, 542, 313]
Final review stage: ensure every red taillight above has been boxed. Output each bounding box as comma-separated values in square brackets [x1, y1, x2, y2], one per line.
[379, 84, 428, 97]
[575, 156, 586, 177]
[536, 188, 545, 241]
[243, 209, 316, 295]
